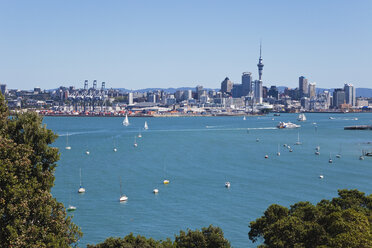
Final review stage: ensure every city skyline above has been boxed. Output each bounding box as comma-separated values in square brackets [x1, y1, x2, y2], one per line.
[0, 1, 371, 90]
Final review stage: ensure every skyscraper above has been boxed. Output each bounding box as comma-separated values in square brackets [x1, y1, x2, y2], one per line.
[333, 88, 345, 108]
[299, 76, 308, 98]
[242, 72, 252, 96]
[344, 83, 356, 107]
[221, 77, 233, 94]
[254, 80, 263, 104]
[308, 82, 316, 99]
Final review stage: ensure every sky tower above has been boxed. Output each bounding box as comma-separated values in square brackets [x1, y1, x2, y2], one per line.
[257, 42, 264, 81]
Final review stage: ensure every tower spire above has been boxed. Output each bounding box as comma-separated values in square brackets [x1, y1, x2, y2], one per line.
[257, 41, 264, 81]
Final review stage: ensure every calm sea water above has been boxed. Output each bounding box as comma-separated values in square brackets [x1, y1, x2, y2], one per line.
[46, 113, 372, 247]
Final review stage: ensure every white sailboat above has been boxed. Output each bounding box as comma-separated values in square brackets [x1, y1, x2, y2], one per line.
[329, 153, 333, 163]
[78, 168, 85, 193]
[65, 132, 71, 150]
[277, 144, 280, 156]
[243, 116, 246, 121]
[163, 164, 169, 184]
[297, 113, 306, 121]
[144, 121, 148, 130]
[336, 144, 342, 158]
[138, 129, 142, 138]
[119, 177, 128, 202]
[295, 132, 302, 145]
[113, 137, 118, 152]
[123, 114, 129, 126]
[133, 136, 138, 147]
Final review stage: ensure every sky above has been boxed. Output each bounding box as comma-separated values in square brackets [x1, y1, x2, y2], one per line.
[0, 0, 371, 90]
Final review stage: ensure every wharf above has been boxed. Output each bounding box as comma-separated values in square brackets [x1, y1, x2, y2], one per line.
[344, 125, 372, 130]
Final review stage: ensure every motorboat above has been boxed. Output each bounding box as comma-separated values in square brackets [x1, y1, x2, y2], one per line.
[225, 182, 231, 188]
[265, 155, 269, 159]
[153, 188, 159, 194]
[277, 122, 300, 129]
[67, 205, 76, 212]
[163, 179, 169, 184]
[319, 175, 324, 179]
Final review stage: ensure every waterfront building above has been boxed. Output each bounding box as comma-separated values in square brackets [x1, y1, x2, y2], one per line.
[175, 90, 184, 102]
[196, 85, 204, 99]
[309, 82, 316, 99]
[333, 88, 345, 109]
[242, 72, 252, 96]
[344, 83, 356, 107]
[221, 77, 233, 94]
[184, 90, 193, 100]
[299, 76, 308, 98]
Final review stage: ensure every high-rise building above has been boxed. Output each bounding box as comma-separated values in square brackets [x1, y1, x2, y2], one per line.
[299, 76, 308, 98]
[254, 80, 263, 104]
[308, 82, 316, 99]
[344, 83, 356, 106]
[128, 92, 133, 105]
[232, 84, 243, 98]
[196, 85, 204, 100]
[333, 88, 345, 108]
[242, 72, 252, 96]
[0, 84, 6, 95]
[268, 86, 279, 100]
[221, 77, 233, 94]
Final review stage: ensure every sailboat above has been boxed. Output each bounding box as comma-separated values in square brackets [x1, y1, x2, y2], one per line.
[144, 121, 148, 130]
[65, 132, 71, 150]
[138, 129, 142, 138]
[243, 116, 246, 121]
[163, 164, 169, 184]
[295, 132, 302, 145]
[277, 144, 280, 156]
[297, 113, 306, 121]
[113, 137, 118, 152]
[133, 136, 138, 147]
[329, 153, 333, 163]
[78, 168, 85, 193]
[123, 114, 129, 126]
[336, 144, 342, 158]
[119, 177, 128, 202]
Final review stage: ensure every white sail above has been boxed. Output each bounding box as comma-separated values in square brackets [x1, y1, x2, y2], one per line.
[144, 121, 148, 130]
[123, 114, 129, 126]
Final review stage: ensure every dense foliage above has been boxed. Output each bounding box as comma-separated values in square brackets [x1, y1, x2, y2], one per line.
[249, 189, 372, 248]
[87, 225, 231, 248]
[0, 93, 81, 247]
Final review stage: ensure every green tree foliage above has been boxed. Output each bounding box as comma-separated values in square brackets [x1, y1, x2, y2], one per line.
[249, 189, 372, 248]
[0, 93, 82, 247]
[87, 225, 230, 248]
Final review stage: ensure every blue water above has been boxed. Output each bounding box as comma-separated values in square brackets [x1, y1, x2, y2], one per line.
[46, 113, 372, 247]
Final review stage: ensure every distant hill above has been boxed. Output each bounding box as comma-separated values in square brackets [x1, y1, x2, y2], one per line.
[277, 86, 372, 98]
[115, 87, 219, 93]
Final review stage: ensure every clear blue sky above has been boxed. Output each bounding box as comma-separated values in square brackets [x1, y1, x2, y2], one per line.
[0, 0, 371, 90]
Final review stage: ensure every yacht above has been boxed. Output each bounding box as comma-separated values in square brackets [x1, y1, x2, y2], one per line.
[119, 178, 128, 202]
[297, 113, 306, 121]
[78, 168, 85, 193]
[277, 122, 301, 129]
[65, 132, 71, 150]
[123, 114, 129, 126]
[295, 132, 302, 145]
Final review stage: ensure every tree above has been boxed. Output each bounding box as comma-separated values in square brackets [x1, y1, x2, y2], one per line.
[249, 189, 372, 248]
[0, 92, 82, 247]
[87, 225, 230, 248]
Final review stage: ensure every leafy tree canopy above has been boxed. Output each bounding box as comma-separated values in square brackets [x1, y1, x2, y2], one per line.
[87, 225, 231, 248]
[0, 92, 81, 247]
[249, 189, 372, 248]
